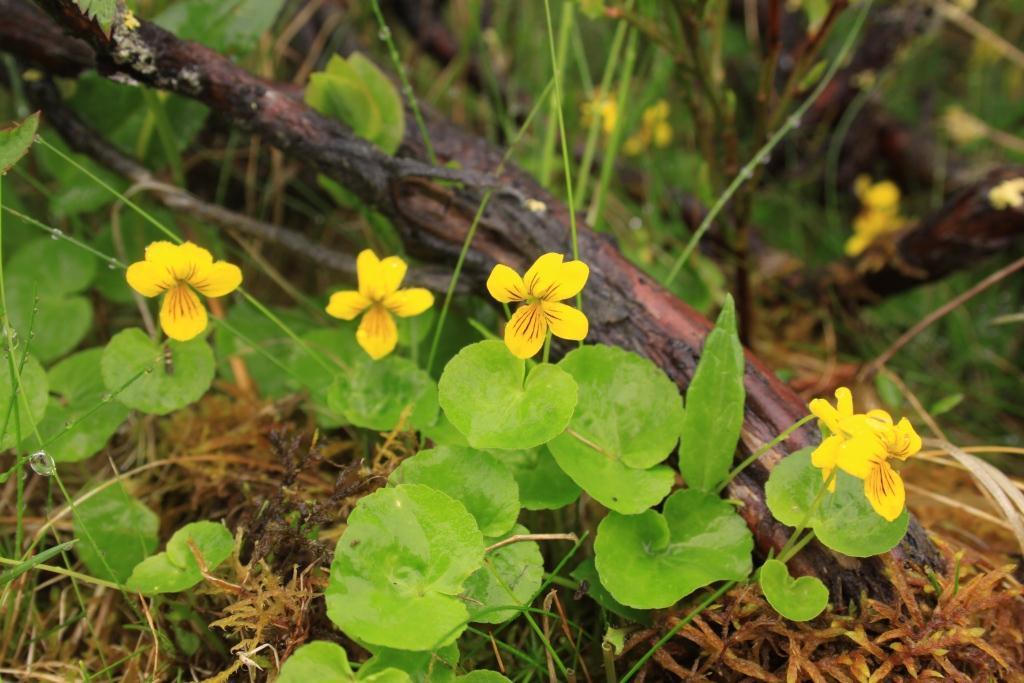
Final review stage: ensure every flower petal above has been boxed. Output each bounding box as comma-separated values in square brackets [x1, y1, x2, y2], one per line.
[835, 431, 886, 480]
[888, 417, 922, 460]
[356, 305, 398, 360]
[189, 261, 242, 297]
[326, 290, 371, 320]
[808, 397, 843, 435]
[486, 264, 527, 303]
[542, 301, 588, 341]
[834, 387, 853, 419]
[504, 303, 547, 359]
[864, 460, 905, 522]
[523, 253, 589, 301]
[522, 253, 564, 298]
[356, 249, 381, 298]
[356, 249, 408, 299]
[159, 284, 208, 341]
[384, 288, 434, 317]
[548, 260, 589, 301]
[126, 260, 173, 297]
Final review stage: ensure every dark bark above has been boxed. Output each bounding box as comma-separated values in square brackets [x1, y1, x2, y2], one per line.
[13, 0, 945, 601]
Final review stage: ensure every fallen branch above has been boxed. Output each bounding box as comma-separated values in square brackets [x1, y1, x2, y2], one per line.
[17, 0, 943, 600]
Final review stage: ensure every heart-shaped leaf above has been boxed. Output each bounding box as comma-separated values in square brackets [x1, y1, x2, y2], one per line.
[594, 489, 753, 608]
[570, 558, 650, 624]
[765, 448, 909, 557]
[498, 446, 580, 511]
[6, 274, 92, 363]
[463, 524, 543, 624]
[74, 482, 158, 583]
[102, 328, 215, 415]
[35, 348, 130, 463]
[361, 643, 460, 683]
[438, 341, 577, 450]
[677, 296, 745, 491]
[758, 558, 829, 622]
[549, 345, 685, 469]
[0, 352, 48, 451]
[390, 446, 519, 537]
[8, 238, 97, 296]
[326, 484, 484, 650]
[277, 641, 410, 683]
[125, 520, 234, 594]
[549, 443, 675, 514]
[0, 112, 39, 174]
[329, 356, 438, 432]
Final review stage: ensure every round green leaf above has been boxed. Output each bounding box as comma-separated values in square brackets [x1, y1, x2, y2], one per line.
[277, 641, 355, 683]
[8, 238, 96, 295]
[765, 448, 909, 557]
[548, 444, 675, 514]
[125, 520, 234, 594]
[326, 484, 484, 650]
[102, 328, 215, 415]
[39, 349, 130, 462]
[0, 352, 48, 450]
[550, 345, 684, 469]
[74, 482, 158, 583]
[390, 447, 519, 537]
[328, 356, 438, 432]
[6, 274, 92, 363]
[463, 524, 543, 624]
[498, 447, 580, 511]
[361, 643, 459, 683]
[594, 489, 753, 609]
[438, 341, 577, 450]
[758, 559, 829, 622]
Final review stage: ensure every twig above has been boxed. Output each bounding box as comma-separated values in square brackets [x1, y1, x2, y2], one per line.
[860, 254, 1024, 379]
[484, 533, 578, 554]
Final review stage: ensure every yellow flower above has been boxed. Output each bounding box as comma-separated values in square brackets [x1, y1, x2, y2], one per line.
[325, 250, 434, 360]
[123, 9, 140, 30]
[486, 253, 589, 359]
[581, 92, 618, 136]
[844, 176, 908, 256]
[988, 178, 1024, 210]
[808, 387, 922, 521]
[126, 241, 242, 342]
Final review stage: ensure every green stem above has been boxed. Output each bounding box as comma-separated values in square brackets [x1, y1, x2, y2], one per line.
[542, 330, 552, 364]
[717, 414, 814, 493]
[778, 529, 816, 564]
[369, 0, 438, 166]
[662, 0, 874, 287]
[539, 0, 574, 187]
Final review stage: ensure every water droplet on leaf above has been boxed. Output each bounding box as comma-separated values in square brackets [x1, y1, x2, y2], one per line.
[378, 26, 391, 40]
[28, 450, 55, 476]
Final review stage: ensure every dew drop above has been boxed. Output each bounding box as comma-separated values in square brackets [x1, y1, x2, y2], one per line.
[101, 393, 113, 402]
[63, 419, 74, 429]
[760, 153, 772, 165]
[740, 167, 754, 180]
[49, 228, 62, 240]
[378, 26, 391, 41]
[5, 327, 19, 350]
[108, 260, 118, 270]
[28, 450, 55, 476]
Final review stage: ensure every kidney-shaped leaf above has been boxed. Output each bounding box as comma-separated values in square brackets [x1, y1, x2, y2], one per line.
[102, 328, 215, 415]
[463, 524, 543, 624]
[758, 558, 829, 622]
[548, 441, 675, 514]
[0, 112, 39, 174]
[594, 489, 753, 609]
[550, 345, 684, 469]
[328, 356, 438, 432]
[390, 446, 519, 537]
[438, 341, 577, 450]
[765, 448, 908, 557]
[74, 482, 158, 583]
[326, 484, 484, 651]
[125, 520, 233, 594]
[277, 641, 410, 683]
[498, 446, 580, 511]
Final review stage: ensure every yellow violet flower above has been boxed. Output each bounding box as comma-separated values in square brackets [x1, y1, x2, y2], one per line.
[581, 92, 618, 136]
[325, 249, 434, 360]
[988, 177, 1024, 210]
[844, 175, 908, 257]
[486, 253, 589, 359]
[808, 387, 922, 521]
[126, 241, 242, 342]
